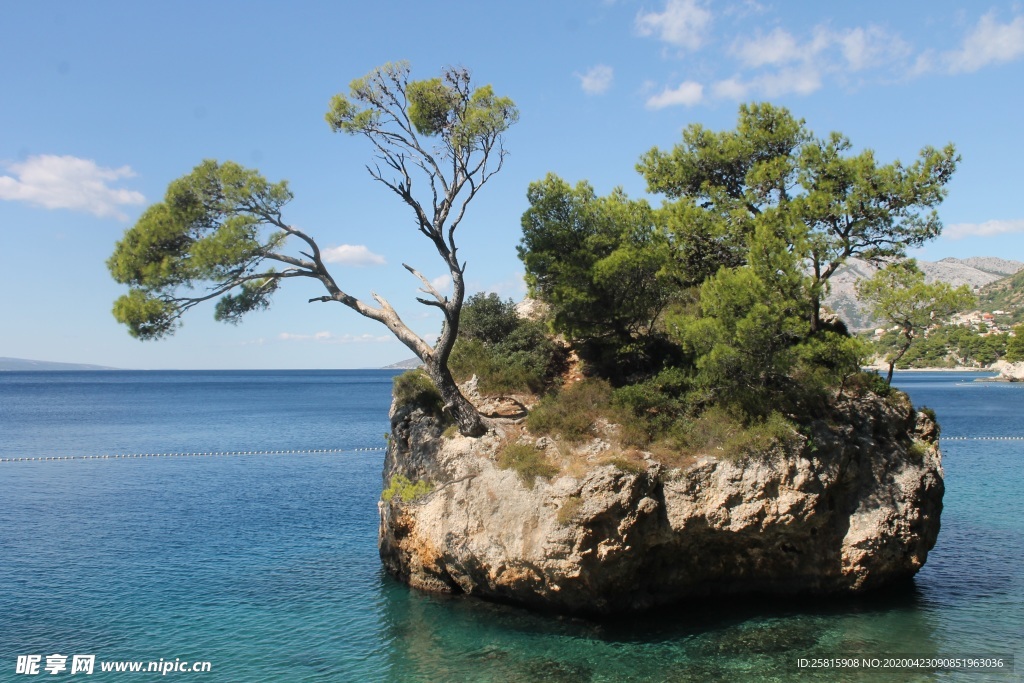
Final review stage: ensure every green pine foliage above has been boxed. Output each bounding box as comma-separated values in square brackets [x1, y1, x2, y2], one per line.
[382, 475, 434, 503]
[1006, 326, 1024, 362]
[448, 293, 562, 395]
[873, 326, 1010, 368]
[526, 379, 614, 444]
[856, 261, 975, 381]
[513, 102, 957, 451]
[393, 369, 445, 416]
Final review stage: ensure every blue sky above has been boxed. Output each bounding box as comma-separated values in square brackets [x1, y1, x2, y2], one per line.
[2, 0, 1023, 369]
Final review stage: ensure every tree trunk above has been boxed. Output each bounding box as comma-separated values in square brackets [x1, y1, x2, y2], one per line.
[425, 360, 486, 437]
[886, 333, 914, 385]
[810, 261, 823, 334]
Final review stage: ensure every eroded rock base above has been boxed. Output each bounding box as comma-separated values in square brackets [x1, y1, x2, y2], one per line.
[379, 393, 943, 616]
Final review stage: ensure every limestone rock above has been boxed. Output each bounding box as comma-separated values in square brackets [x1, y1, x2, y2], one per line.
[992, 360, 1024, 381]
[514, 297, 550, 322]
[378, 393, 943, 615]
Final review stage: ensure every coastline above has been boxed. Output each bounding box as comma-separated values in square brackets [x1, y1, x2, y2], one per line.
[892, 367, 994, 373]
[867, 365, 995, 373]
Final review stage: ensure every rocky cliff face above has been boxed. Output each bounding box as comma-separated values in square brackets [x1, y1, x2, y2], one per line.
[993, 360, 1024, 381]
[379, 391, 943, 616]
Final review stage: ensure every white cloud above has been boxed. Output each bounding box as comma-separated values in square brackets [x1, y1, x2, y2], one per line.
[835, 26, 910, 72]
[636, 0, 712, 51]
[277, 331, 393, 344]
[711, 77, 749, 100]
[0, 154, 145, 220]
[321, 244, 386, 266]
[577, 65, 614, 95]
[945, 12, 1024, 73]
[731, 24, 906, 73]
[755, 64, 823, 97]
[710, 23, 909, 103]
[944, 219, 1024, 240]
[646, 80, 704, 108]
[731, 27, 803, 67]
[430, 274, 452, 292]
[705, 64, 822, 103]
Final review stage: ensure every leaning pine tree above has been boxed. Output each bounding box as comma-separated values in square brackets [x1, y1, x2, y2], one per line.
[107, 62, 518, 436]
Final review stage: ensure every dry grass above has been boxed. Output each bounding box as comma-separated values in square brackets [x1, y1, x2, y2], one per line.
[497, 442, 559, 489]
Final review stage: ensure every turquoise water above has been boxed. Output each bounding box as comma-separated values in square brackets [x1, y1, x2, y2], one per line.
[0, 371, 1020, 681]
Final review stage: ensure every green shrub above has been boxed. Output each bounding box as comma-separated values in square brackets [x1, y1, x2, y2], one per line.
[459, 292, 521, 343]
[393, 369, 444, 415]
[908, 441, 929, 462]
[792, 331, 870, 399]
[673, 407, 799, 461]
[449, 294, 562, 395]
[556, 495, 584, 525]
[726, 412, 801, 460]
[842, 370, 892, 398]
[450, 336, 556, 395]
[673, 405, 744, 453]
[497, 442, 559, 489]
[382, 474, 434, 503]
[526, 379, 613, 443]
[612, 367, 691, 445]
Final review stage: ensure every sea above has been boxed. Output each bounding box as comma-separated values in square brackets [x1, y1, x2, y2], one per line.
[0, 370, 1020, 682]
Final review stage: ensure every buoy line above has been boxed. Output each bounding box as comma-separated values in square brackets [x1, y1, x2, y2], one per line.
[941, 436, 1024, 441]
[0, 446, 387, 463]
[4, 438, 1020, 462]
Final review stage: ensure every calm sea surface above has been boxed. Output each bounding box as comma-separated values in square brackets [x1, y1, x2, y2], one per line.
[0, 370, 1020, 682]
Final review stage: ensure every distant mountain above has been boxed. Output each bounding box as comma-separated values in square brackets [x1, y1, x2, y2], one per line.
[955, 256, 1024, 277]
[978, 270, 1024, 323]
[0, 357, 118, 371]
[824, 257, 1024, 330]
[382, 357, 422, 370]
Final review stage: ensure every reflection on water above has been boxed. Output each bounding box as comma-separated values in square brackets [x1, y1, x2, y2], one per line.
[380, 575, 947, 682]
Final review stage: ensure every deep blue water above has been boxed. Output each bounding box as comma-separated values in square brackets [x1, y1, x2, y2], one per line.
[0, 370, 1020, 682]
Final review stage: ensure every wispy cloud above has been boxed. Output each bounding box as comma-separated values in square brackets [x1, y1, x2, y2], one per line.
[731, 26, 806, 67]
[576, 65, 614, 95]
[836, 25, 911, 72]
[430, 274, 452, 292]
[943, 11, 1024, 73]
[0, 154, 145, 220]
[945, 219, 1024, 240]
[646, 80, 704, 108]
[277, 331, 393, 344]
[640, 6, 1024, 109]
[636, 0, 712, 51]
[321, 244, 386, 266]
[714, 24, 907, 102]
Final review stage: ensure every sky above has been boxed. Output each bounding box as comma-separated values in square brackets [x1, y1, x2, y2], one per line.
[2, 0, 1023, 369]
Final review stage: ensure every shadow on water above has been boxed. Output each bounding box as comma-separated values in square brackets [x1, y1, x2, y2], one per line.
[377, 572, 948, 682]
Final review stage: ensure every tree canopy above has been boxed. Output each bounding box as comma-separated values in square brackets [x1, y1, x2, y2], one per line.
[109, 62, 518, 436]
[856, 260, 975, 383]
[518, 174, 676, 375]
[638, 102, 959, 331]
[518, 102, 955, 416]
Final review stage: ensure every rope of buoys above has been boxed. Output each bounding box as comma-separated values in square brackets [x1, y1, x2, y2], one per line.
[0, 446, 387, 463]
[4, 438, 1019, 462]
[941, 436, 1024, 441]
